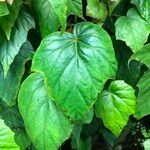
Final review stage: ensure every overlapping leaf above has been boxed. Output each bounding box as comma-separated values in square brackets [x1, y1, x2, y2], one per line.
[0, 2, 9, 17]
[32, 0, 83, 37]
[131, 0, 150, 24]
[0, 0, 22, 40]
[0, 42, 34, 106]
[115, 8, 150, 53]
[32, 0, 60, 38]
[18, 73, 73, 150]
[68, 0, 83, 18]
[130, 44, 150, 68]
[86, 0, 107, 23]
[32, 22, 117, 120]
[0, 9, 34, 77]
[95, 80, 136, 136]
[0, 119, 19, 149]
[135, 69, 150, 119]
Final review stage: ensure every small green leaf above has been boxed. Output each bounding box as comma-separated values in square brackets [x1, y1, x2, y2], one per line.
[95, 80, 136, 136]
[32, 22, 117, 121]
[115, 8, 150, 53]
[130, 44, 150, 68]
[18, 73, 73, 150]
[0, 9, 35, 77]
[0, 0, 22, 40]
[0, 42, 34, 106]
[0, 119, 19, 149]
[86, 0, 107, 23]
[135, 69, 150, 119]
[0, 2, 9, 17]
[67, 0, 83, 18]
[131, 0, 150, 24]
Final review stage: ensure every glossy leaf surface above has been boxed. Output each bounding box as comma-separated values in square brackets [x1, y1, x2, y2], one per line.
[32, 22, 117, 120]
[95, 80, 136, 136]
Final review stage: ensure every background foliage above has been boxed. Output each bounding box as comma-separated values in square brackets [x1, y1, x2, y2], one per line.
[0, 0, 150, 149]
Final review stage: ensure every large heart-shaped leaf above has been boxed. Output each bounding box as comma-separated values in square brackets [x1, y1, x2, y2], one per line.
[0, 9, 35, 77]
[18, 73, 73, 150]
[135, 69, 150, 119]
[32, 22, 117, 121]
[0, 119, 19, 149]
[95, 80, 136, 136]
[115, 8, 150, 53]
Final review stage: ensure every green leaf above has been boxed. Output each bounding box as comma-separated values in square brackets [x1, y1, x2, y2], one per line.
[0, 100, 24, 130]
[0, 2, 9, 17]
[32, 0, 83, 37]
[86, 0, 107, 23]
[71, 125, 92, 150]
[32, 22, 117, 121]
[32, 0, 60, 37]
[130, 44, 150, 68]
[115, 8, 150, 53]
[72, 136, 92, 150]
[135, 69, 150, 119]
[48, 0, 68, 32]
[15, 130, 31, 150]
[108, 0, 121, 14]
[113, 39, 141, 86]
[82, 108, 94, 124]
[99, 119, 116, 146]
[18, 73, 73, 150]
[0, 42, 33, 106]
[143, 139, 150, 150]
[0, 119, 19, 149]
[95, 80, 136, 136]
[0, 9, 35, 77]
[0, 0, 22, 40]
[67, 0, 83, 18]
[131, 0, 150, 24]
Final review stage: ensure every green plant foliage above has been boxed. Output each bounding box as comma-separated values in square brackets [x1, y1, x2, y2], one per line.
[18, 73, 73, 150]
[115, 8, 150, 53]
[32, 0, 60, 37]
[130, 44, 150, 68]
[0, 2, 9, 17]
[131, 0, 150, 24]
[95, 80, 136, 136]
[0, 119, 19, 149]
[86, 0, 107, 23]
[0, 9, 34, 77]
[67, 0, 83, 18]
[0, 42, 34, 106]
[31, 22, 117, 120]
[15, 130, 31, 150]
[0, 0, 150, 149]
[135, 69, 150, 119]
[0, 0, 22, 40]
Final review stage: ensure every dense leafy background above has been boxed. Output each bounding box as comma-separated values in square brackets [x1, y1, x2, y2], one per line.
[0, 0, 150, 149]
